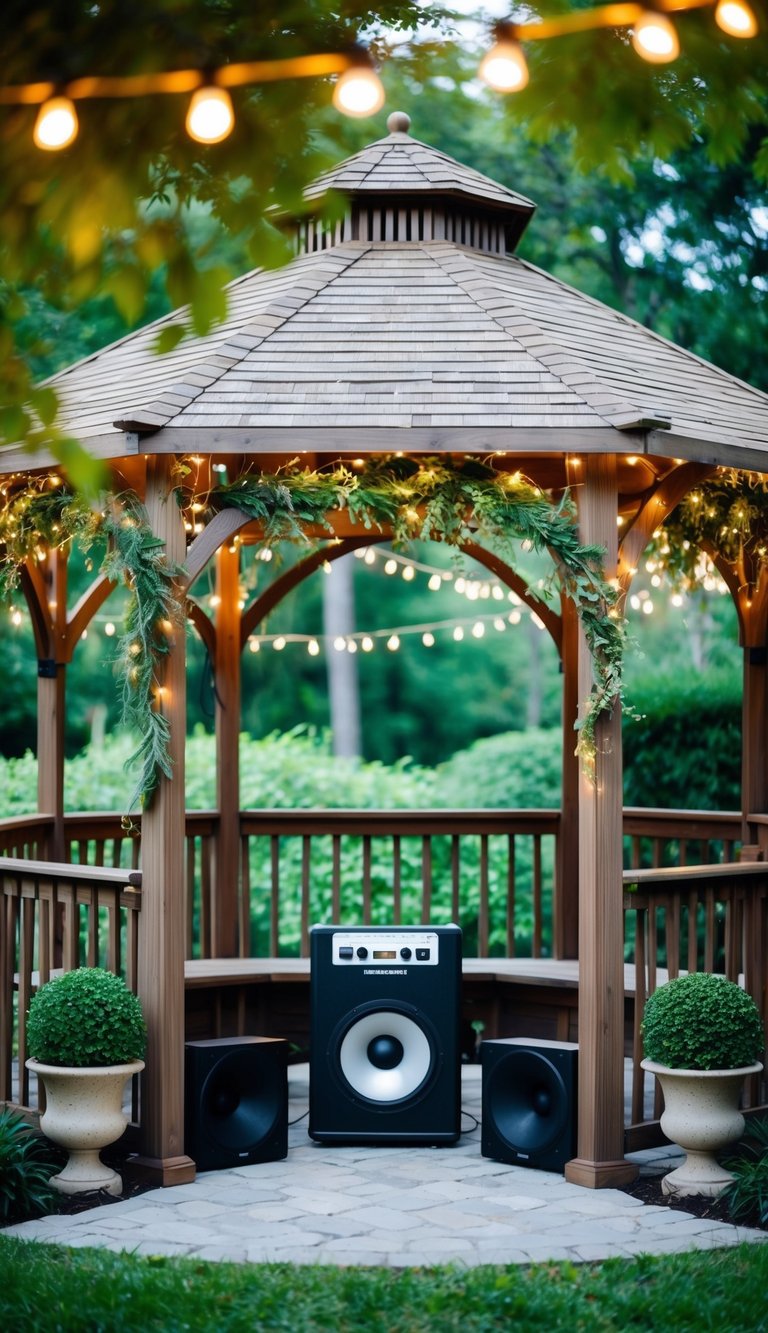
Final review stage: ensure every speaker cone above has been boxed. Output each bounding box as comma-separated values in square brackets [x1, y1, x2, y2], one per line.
[338, 1009, 434, 1103]
[200, 1048, 282, 1152]
[487, 1049, 569, 1154]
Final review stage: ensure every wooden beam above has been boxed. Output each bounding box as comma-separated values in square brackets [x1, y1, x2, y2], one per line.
[565, 454, 637, 1189]
[33, 550, 68, 861]
[555, 594, 579, 959]
[132, 455, 195, 1185]
[213, 543, 241, 957]
[137, 425, 646, 457]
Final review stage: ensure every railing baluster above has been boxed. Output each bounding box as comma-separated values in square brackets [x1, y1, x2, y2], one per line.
[392, 835, 401, 924]
[239, 835, 251, 958]
[300, 836, 311, 958]
[506, 834, 516, 959]
[667, 893, 680, 977]
[270, 836, 280, 956]
[332, 835, 342, 923]
[18, 893, 34, 1107]
[0, 886, 16, 1102]
[450, 835, 460, 928]
[478, 835, 489, 957]
[631, 905, 647, 1124]
[533, 835, 543, 959]
[200, 836, 212, 960]
[687, 890, 698, 973]
[421, 836, 432, 924]
[705, 887, 716, 972]
[362, 836, 372, 925]
[186, 836, 195, 960]
[88, 883, 99, 966]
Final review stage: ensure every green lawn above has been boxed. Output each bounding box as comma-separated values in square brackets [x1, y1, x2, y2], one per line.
[1, 1236, 767, 1331]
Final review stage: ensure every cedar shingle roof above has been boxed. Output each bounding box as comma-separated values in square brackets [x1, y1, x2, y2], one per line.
[303, 124, 536, 220]
[12, 119, 768, 471]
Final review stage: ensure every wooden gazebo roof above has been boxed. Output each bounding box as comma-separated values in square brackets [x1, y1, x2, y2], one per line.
[10, 113, 767, 472]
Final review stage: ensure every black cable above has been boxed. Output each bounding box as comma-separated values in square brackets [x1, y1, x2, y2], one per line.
[288, 1108, 310, 1126]
[460, 1109, 481, 1133]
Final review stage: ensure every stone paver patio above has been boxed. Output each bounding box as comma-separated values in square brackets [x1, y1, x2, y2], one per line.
[5, 1065, 766, 1266]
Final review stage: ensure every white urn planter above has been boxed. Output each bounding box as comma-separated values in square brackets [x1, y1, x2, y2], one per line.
[641, 1057, 763, 1198]
[27, 1058, 144, 1196]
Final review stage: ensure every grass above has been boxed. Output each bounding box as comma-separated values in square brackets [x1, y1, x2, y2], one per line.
[1, 1237, 767, 1331]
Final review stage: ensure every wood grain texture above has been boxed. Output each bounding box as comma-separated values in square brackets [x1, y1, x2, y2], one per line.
[213, 542, 241, 957]
[134, 456, 195, 1182]
[565, 454, 636, 1188]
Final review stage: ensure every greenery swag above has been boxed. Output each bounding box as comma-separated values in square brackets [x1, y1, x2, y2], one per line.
[0, 456, 626, 807]
[647, 469, 768, 591]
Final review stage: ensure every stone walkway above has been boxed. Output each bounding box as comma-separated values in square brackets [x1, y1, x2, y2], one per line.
[5, 1065, 766, 1266]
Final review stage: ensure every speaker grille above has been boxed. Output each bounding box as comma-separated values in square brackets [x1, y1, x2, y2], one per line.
[338, 1009, 433, 1103]
[185, 1037, 288, 1170]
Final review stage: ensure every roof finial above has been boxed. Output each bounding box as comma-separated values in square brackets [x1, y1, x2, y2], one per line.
[386, 111, 411, 135]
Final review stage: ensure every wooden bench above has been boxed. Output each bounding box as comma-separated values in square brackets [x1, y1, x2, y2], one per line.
[184, 957, 649, 1058]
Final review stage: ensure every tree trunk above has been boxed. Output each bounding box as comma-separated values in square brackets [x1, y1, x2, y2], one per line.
[322, 554, 361, 758]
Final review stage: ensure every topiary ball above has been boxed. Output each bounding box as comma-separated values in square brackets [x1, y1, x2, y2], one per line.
[642, 972, 764, 1071]
[27, 967, 146, 1068]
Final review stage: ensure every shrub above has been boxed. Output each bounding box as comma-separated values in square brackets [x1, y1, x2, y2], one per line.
[723, 1117, 768, 1227]
[642, 973, 764, 1070]
[623, 672, 741, 811]
[27, 968, 146, 1067]
[0, 1109, 58, 1223]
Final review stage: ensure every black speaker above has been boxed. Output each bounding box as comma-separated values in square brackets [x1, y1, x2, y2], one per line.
[309, 924, 462, 1145]
[185, 1036, 288, 1171]
[481, 1038, 578, 1172]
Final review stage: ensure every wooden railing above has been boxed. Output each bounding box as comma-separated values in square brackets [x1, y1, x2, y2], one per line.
[0, 856, 142, 1111]
[623, 808, 742, 871]
[238, 809, 560, 960]
[623, 861, 768, 1148]
[2, 806, 765, 1142]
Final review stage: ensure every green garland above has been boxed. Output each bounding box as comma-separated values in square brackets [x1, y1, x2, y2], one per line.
[0, 457, 627, 807]
[647, 469, 768, 589]
[204, 455, 624, 775]
[0, 481, 182, 809]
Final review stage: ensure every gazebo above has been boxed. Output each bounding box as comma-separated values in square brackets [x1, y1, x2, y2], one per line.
[2, 112, 767, 1190]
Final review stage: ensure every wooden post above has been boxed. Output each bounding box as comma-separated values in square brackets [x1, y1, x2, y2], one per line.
[132, 457, 195, 1184]
[35, 550, 68, 860]
[565, 455, 637, 1189]
[214, 541, 241, 957]
[555, 593, 580, 958]
[741, 643, 768, 848]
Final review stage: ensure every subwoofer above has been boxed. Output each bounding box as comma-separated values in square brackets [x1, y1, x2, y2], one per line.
[481, 1038, 578, 1172]
[309, 924, 462, 1144]
[185, 1036, 288, 1171]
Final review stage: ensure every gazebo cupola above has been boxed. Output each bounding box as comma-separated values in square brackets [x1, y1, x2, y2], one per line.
[294, 110, 536, 255]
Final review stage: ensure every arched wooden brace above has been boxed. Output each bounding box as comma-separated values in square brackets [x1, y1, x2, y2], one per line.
[19, 553, 67, 857]
[183, 508, 571, 959]
[702, 543, 768, 849]
[618, 461, 714, 593]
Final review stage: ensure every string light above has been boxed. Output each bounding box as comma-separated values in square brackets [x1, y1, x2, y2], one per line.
[6, 48, 377, 152]
[478, 25, 530, 91]
[479, 0, 756, 92]
[33, 96, 78, 150]
[631, 10, 680, 61]
[185, 85, 235, 144]
[331, 48, 385, 117]
[714, 0, 758, 34]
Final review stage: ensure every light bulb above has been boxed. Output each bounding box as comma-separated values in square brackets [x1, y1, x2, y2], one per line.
[422, 632, 435, 647]
[185, 86, 235, 144]
[33, 96, 79, 151]
[332, 65, 385, 118]
[631, 12, 680, 62]
[478, 38, 529, 92]
[386, 634, 400, 651]
[308, 639, 320, 656]
[715, 0, 758, 36]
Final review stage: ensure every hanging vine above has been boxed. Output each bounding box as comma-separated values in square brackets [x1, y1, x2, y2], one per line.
[645, 469, 768, 591]
[0, 456, 627, 806]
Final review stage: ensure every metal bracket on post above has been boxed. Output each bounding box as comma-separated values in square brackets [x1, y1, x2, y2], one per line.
[37, 658, 59, 678]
